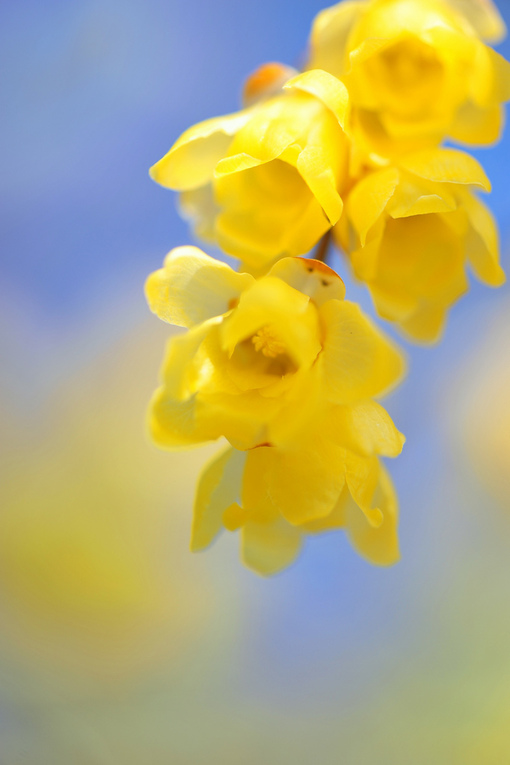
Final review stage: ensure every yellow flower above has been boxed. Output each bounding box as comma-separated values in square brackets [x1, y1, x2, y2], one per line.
[336, 148, 505, 342]
[192, 436, 401, 576]
[146, 245, 405, 450]
[150, 69, 350, 272]
[308, 0, 510, 156]
[146, 246, 405, 573]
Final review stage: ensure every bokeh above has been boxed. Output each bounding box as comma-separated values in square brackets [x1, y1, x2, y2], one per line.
[1, 0, 510, 762]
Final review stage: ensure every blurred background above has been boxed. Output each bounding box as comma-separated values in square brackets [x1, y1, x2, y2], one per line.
[1, 1, 510, 762]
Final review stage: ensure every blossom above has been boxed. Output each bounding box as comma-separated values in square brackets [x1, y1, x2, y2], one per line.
[336, 148, 505, 342]
[149, 70, 350, 272]
[145, 246, 405, 572]
[307, 0, 510, 156]
[192, 439, 401, 576]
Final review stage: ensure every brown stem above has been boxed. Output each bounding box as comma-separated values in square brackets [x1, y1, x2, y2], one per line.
[313, 229, 332, 264]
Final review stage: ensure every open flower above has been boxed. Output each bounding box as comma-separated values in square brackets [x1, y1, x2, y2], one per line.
[150, 70, 350, 272]
[192, 436, 401, 576]
[336, 148, 505, 342]
[146, 246, 405, 452]
[307, 0, 510, 155]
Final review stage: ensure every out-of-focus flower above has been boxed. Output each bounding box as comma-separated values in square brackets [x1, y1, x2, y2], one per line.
[0, 322, 241, 690]
[307, 0, 510, 156]
[146, 246, 405, 573]
[336, 148, 505, 342]
[150, 70, 350, 272]
[192, 421, 401, 576]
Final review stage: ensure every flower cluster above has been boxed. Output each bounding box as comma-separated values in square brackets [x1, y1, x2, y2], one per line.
[145, 0, 508, 574]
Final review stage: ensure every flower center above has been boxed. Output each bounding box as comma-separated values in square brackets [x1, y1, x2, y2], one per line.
[251, 326, 287, 358]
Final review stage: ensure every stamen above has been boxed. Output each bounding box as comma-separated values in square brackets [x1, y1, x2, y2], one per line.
[251, 326, 287, 358]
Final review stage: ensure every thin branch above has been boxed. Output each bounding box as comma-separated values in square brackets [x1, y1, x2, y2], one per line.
[313, 229, 332, 264]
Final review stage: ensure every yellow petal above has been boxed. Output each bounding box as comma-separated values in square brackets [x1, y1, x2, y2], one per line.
[284, 69, 350, 128]
[347, 168, 400, 246]
[251, 437, 348, 526]
[449, 102, 503, 146]
[344, 462, 400, 566]
[241, 516, 303, 576]
[448, 0, 506, 43]
[307, 0, 363, 77]
[178, 185, 218, 242]
[296, 145, 344, 225]
[321, 300, 406, 404]
[387, 176, 457, 219]
[345, 452, 383, 528]
[400, 302, 448, 343]
[149, 110, 252, 190]
[191, 447, 246, 551]
[268, 256, 346, 305]
[463, 192, 506, 286]
[148, 388, 219, 449]
[158, 318, 220, 401]
[326, 401, 405, 457]
[399, 149, 491, 191]
[145, 246, 254, 328]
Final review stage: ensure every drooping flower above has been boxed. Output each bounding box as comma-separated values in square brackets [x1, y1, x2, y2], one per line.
[145, 246, 406, 572]
[192, 437, 401, 576]
[307, 0, 510, 156]
[336, 148, 505, 342]
[149, 70, 351, 273]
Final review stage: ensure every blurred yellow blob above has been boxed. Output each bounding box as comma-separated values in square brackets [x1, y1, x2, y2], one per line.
[308, 0, 510, 156]
[0, 319, 241, 691]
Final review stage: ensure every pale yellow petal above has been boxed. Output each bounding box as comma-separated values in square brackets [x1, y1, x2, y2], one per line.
[321, 300, 406, 404]
[191, 446, 246, 551]
[448, 0, 506, 42]
[145, 246, 254, 328]
[268, 256, 346, 305]
[284, 69, 350, 128]
[449, 102, 503, 146]
[148, 388, 219, 450]
[241, 516, 303, 576]
[308, 0, 363, 77]
[400, 302, 448, 343]
[158, 319, 220, 401]
[150, 111, 253, 190]
[345, 462, 400, 566]
[399, 149, 491, 191]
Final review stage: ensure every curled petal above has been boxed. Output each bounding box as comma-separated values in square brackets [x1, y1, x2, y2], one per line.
[347, 168, 400, 245]
[284, 69, 350, 128]
[344, 462, 400, 566]
[146, 246, 254, 328]
[399, 149, 491, 191]
[150, 111, 252, 190]
[268, 257, 346, 305]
